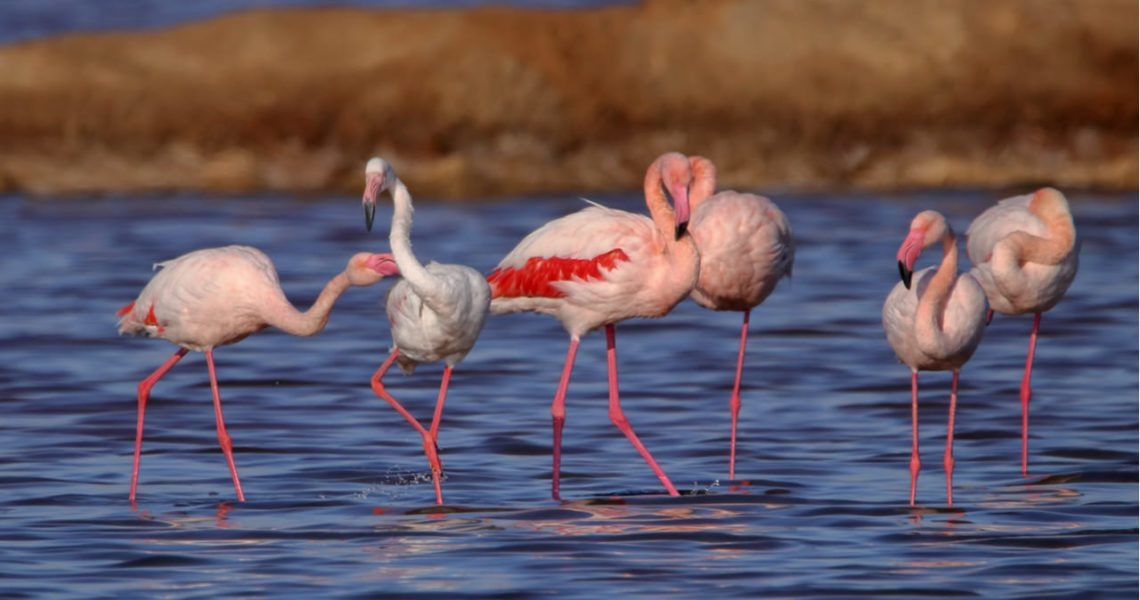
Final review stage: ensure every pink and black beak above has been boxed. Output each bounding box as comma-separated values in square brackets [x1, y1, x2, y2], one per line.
[668, 181, 691, 240]
[362, 172, 385, 232]
[895, 229, 926, 290]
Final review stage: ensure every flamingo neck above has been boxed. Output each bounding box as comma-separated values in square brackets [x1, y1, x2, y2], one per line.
[688, 156, 717, 211]
[388, 178, 438, 297]
[263, 272, 353, 337]
[1013, 198, 1076, 265]
[915, 232, 958, 350]
[643, 160, 676, 247]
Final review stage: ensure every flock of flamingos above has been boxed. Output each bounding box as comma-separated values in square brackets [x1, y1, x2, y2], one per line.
[115, 152, 1079, 507]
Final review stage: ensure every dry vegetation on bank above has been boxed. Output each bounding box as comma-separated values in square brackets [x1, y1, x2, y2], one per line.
[0, 0, 1135, 198]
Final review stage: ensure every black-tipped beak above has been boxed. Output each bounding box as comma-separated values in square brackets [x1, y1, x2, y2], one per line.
[364, 202, 375, 232]
[675, 221, 688, 240]
[898, 261, 913, 290]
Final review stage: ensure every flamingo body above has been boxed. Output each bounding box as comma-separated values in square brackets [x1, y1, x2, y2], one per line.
[489, 204, 694, 336]
[966, 189, 1078, 315]
[882, 266, 987, 372]
[689, 191, 793, 312]
[386, 261, 491, 373]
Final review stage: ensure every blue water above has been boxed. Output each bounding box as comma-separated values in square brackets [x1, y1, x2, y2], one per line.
[0, 189, 1136, 598]
[0, 0, 621, 45]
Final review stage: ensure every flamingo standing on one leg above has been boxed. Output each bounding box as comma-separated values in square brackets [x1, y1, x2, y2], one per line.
[118, 246, 399, 502]
[487, 151, 701, 500]
[883, 211, 987, 506]
[685, 157, 794, 481]
[362, 157, 491, 505]
[965, 187, 1078, 477]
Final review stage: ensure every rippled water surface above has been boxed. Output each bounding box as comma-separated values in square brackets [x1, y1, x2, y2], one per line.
[1, 190, 1136, 598]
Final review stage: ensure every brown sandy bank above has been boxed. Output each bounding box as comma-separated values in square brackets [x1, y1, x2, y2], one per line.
[0, 0, 1135, 199]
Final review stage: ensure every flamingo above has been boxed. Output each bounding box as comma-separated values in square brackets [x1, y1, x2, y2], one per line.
[883, 211, 987, 506]
[486, 151, 701, 500]
[965, 187, 1078, 476]
[118, 246, 399, 502]
[685, 156, 794, 480]
[361, 157, 491, 505]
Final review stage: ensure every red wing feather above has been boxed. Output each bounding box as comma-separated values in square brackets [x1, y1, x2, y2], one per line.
[116, 300, 136, 317]
[488, 249, 629, 299]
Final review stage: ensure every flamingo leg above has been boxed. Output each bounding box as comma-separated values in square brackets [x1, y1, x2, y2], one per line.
[428, 365, 452, 443]
[129, 347, 188, 502]
[909, 370, 920, 507]
[728, 309, 750, 481]
[550, 337, 580, 501]
[204, 350, 245, 502]
[370, 349, 443, 505]
[604, 324, 680, 496]
[944, 370, 959, 506]
[1020, 312, 1041, 477]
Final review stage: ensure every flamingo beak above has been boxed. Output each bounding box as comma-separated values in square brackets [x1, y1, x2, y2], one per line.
[895, 229, 925, 289]
[898, 261, 913, 290]
[362, 172, 384, 232]
[670, 182, 691, 240]
[367, 253, 401, 277]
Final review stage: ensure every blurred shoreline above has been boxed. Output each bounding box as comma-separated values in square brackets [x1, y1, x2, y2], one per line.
[0, 0, 1135, 199]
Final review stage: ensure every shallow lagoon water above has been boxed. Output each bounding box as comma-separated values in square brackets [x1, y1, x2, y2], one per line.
[0, 189, 1135, 598]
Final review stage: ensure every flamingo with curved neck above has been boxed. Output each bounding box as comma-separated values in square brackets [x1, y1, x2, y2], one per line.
[361, 157, 491, 505]
[486, 151, 700, 499]
[883, 211, 987, 506]
[966, 188, 1078, 476]
[118, 246, 398, 502]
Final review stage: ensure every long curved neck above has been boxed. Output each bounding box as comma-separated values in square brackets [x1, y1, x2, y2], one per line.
[915, 232, 958, 349]
[643, 164, 675, 246]
[389, 178, 440, 298]
[688, 157, 717, 211]
[1016, 200, 1076, 265]
[263, 272, 353, 337]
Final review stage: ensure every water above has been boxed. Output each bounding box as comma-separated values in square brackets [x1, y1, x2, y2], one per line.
[0, 0, 621, 45]
[0, 189, 1135, 598]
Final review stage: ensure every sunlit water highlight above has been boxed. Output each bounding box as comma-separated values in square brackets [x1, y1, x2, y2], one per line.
[0, 189, 1135, 598]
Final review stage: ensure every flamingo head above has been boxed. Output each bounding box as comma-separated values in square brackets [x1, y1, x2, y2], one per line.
[362, 157, 395, 232]
[347, 252, 400, 286]
[657, 152, 693, 240]
[896, 210, 949, 289]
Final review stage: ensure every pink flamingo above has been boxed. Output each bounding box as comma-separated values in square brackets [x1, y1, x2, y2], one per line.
[362, 157, 491, 505]
[883, 211, 987, 506]
[685, 157, 794, 480]
[118, 246, 399, 502]
[486, 151, 700, 500]
[965, 187, 1078, 476]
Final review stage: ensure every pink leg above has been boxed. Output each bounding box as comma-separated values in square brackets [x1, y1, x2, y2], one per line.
[428, 366, 452, 443]
[909, 370, 920, 507]
[944, 370, 959, 506]
[1020, 312, 1041, 477]
[370, 349, 443, 505]
[728, 309, 750, 481]
[551, 337, 580, 501]
[129, 347, 188, 502]
[605, 324, 679, 496]
[205, 350, 245, 502]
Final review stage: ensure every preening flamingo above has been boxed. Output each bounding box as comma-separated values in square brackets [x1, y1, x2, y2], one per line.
[118, 246, 399, 502]
[685, 157, 794, 480]
[362, 157, 491, 505]
[487, 151, 701, 500]
[883, 211, 987, 506]
[965, 187, 1078, 476]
